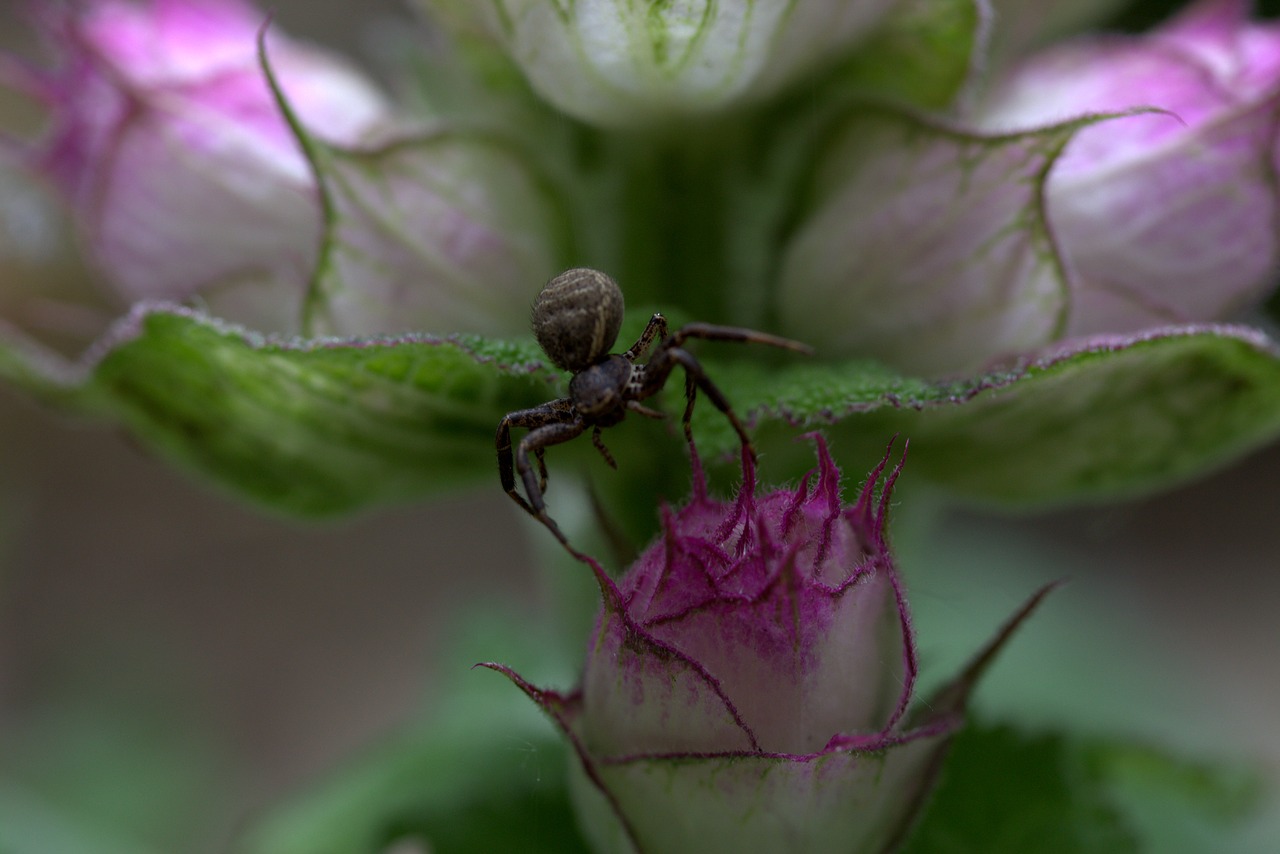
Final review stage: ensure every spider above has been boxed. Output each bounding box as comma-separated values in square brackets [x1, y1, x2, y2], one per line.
[497, 267, 812, 556]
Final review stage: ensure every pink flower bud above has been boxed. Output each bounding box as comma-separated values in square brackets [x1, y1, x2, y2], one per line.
[975, 0, 1280, 337]
[10, 0, 392, 327]
[486, 438, 1050, 852]
[779, 0, 1280, 376]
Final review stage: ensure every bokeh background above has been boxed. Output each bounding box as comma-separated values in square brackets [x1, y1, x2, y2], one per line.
[1, 1, 1278, 851]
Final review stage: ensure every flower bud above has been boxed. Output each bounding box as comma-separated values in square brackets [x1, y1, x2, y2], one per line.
[778, 0, 1280, 375]
[776, 107, 1076, 376]
[977, 0, 1280, 338]
[486, 438, 1050, 852]
[986, 0, 1128, 58]
[10, 0, 392, 329]
[419, 0, 902, 126]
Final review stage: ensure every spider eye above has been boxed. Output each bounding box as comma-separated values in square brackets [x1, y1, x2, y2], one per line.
[532, 268, 625, 371]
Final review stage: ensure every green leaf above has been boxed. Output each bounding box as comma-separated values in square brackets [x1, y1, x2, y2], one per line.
[3, 309, 1280, 518]
[902, 725, 1135, 854]
[0, 306, 557, 515]
[1091, 739, 1266, 854]
[705, 323, 1280, 507]
[901, 723, 1265, 854]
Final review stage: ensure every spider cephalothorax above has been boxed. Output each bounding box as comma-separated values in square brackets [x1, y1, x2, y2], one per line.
[497, 267, 812, 556]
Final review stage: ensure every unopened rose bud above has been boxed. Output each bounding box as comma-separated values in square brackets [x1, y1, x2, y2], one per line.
[486, 437, 1051, 852]
[419, 0, 902, 126]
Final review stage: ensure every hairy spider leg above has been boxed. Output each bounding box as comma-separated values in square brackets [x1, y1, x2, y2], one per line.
[639, 344, 756, 460]
[683, 368, 698, 445]
[534, 447, 549, 493]
[668, 322, 814, 354]
[589, 399, 666, 470]
[496, 404, 588, 556]
[622, 313, 670, 362]
[591, 425, 617, 469]
[626, 400, 667, 420]
[640, 322, 811, 456]
[497, 400, 576, 505]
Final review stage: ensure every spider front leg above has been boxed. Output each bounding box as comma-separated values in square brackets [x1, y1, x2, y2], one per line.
[496, 401, 585, 554]
[656, 322, 812, 454]
[534, 447, 549, 493]
[668, 322, 813, 355]
[498, 402, 563, 506]
[622, 313, 669, 362]
[641, 346, 756, 459]
[516, 420, 587, 551]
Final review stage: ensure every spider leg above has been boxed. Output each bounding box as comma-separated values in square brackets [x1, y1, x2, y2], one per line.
[682, 368, 697, 445]
[496, 399, 574, 511]
[640, 346, 755, 459]
[668, 322, 813, 355]
[592, 425, 618, 469]
[535, 447, 549, 494]
[626, 400, 667, 420]
[622, 313, 670, 362]
[516, 418, 588, 555]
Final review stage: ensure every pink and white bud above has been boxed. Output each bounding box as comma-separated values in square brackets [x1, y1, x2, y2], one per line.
[779, 0, 1280, 376]
[486, 438, 1050, 853]
[9, 0, 392, 329]
[975, 0, 1280, 337]
[419, 0, 902, 127]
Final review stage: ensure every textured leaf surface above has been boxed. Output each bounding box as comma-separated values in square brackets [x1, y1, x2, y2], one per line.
[0, 306, 556, 515]
[3, 308, 1280, 516]
[712, 323, 1280, 506]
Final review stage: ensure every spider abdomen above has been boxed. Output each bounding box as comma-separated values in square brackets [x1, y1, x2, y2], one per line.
[532, 268, 625, 372]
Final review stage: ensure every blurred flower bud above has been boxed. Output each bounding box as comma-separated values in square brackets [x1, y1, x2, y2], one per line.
[9, 0, 392, 329]
[778, 0, 1280, 376]
[986, 0, 1129, 58]
[419, 0, 902, 126]
[975, 0, 1280, 338]
[487, 437, 1049, 852]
